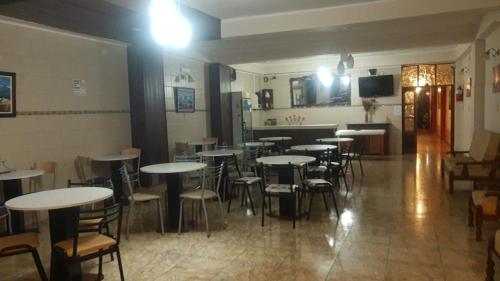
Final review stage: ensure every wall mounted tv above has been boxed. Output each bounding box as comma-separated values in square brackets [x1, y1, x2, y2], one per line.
[358, 75, 394, 97]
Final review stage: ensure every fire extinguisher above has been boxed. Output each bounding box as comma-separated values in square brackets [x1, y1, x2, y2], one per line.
[456, 86, 464, 102]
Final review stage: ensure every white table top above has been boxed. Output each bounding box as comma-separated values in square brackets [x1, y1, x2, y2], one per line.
[5, 187, 113, 211]
[239, 142, 275, 147]
[0, 170, 44, 181]
[141, 162, 207, 174]
[258, 137, 292, 141]
[188, 140, 217, 145]
[197, 149, 243, 157]
[316, 137, 354, 143]
[256, 155, 316, 166]
[336, 129, 386, 136]
[291, 144, 337, 151]
[91, 154, 138, 162]
[253, 124, 338, 130]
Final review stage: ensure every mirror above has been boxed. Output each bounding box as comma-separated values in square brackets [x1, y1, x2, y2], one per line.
[290, 74, 351, 107]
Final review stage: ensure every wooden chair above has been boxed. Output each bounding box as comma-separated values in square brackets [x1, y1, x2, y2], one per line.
[121, 147, 142, 187]
[53, 204, 124, 281]
[29, 161, 57, 192]
[0, 233, 48, 281]
[175, 142, 190, 154]
[468, 154, 500, 241]
[120, 166, 164, 239]
[178, 162, 225, 237]
[442, 130, 500, 193]
[486, 230, 500, 281]
[203, 137, 218, 150]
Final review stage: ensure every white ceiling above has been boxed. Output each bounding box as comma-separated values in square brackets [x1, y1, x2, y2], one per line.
[181, 0, 381, 19]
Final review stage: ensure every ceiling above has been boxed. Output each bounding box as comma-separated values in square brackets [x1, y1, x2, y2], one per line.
[182, 0, 381, 19]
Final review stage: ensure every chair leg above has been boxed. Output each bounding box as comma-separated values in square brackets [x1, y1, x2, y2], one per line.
[105, 224, 114, 261]
[468, 197, 474, 227]
[201, 199, 210, 237]
[261, 192, 266, 227]
[216, 195, 225, 229]
[358, 157, 364, 176]
[331, 189, 339, 217]
[246, 185, 256, 216]
[31, 249, 48, 281]
[116, 248, 125, 281]
[157, 200, 165, 235]
[240, 185, 246, 207]
[98, 252, 103, 281]
[321, 191, 329, 211]
[292, 193, 296, 229]
[227, 183, 234, 213]
[307, 191, 314, 220]
[487, 237, 495, 281]
[178, 199, 185, 235]
[449, 173, 454, 194]
[126, 203, 134, 239]
[349, 160, 355, 180]
[475, 206, 483, 241]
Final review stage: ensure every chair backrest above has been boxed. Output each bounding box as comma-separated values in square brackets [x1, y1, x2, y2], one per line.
[203, 137, 218, 145]
[202, 162, 224, 199]
[121, 147, 141, 172]
[31, 161, 57, 188]
[226, 154, 242, 177]
[469, 131, 500, 161]
[175, 142, 189, 154]
[75, 203, 123, 255]
[0, 203, 11, 235]
[261, 162, 295, 192]
[119, 165, 135, 201]
[215, 144, 233, 150]
[75, 156, 91, 182]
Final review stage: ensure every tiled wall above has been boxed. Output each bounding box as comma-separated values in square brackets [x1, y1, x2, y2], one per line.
[163, 53, 210, 158]
[0, 18, 131, 191]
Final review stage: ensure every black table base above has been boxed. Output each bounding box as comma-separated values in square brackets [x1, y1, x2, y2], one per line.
[165, 173, 182, 231]
[2, 179, 25, 234]
[110, 161, 124, 203]
[49, 207, 81, 281]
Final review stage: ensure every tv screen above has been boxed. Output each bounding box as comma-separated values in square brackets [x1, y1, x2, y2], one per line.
[358, 75, 394, 97]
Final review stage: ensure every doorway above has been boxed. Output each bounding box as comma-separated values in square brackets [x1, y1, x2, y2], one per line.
[401, 64, 454, 154]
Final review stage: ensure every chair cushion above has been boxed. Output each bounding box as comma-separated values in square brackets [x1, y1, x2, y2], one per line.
[229, 171, 255, 179]
[129, 193, 160, 202]
[0, 233, 40, 255]
[471, 191, 499, 215]
[180, 190, 218, 200]
[234, 177, 261, 184]
[304, 179, 332, 187]
[308, 166, 327, 173]
[54, 234, 116, 257]
[265, 184, 298, 193]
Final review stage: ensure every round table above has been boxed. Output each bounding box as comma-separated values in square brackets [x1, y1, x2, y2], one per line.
[316, 137, 354, 143]
[239, 142, 275, 148]
[197, 149, 243, 157]
[256, 155, 315, 217]
[141, 162, 206, 230]
[90, 154, 138, 202]
[0, 170, 44, 233]
[291, 144, 337, 152]
[258, 137, 292, 142]
[6, 187, 113, 281]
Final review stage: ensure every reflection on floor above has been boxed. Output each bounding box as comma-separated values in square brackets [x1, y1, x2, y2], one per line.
[2, 147, 498, 280]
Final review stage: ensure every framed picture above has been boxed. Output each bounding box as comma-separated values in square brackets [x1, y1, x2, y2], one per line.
[0, 71, 16, 117]
[174, 87, 195, 113]
[493, 64, 500, 93]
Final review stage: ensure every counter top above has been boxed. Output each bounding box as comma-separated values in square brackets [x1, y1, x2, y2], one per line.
[336, 129, 386, 136]
[253, 124, 338, 130]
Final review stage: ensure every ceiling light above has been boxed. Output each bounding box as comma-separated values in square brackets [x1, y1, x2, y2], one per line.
[317, 67, 333, 87]
[337, 61, 345, 75]
[346, 54, 354, 69]
[415, 86, 422, 93]
[341, 76, 350, 86]
[340, 49, 348, 62]
[150, 0, 192, 48]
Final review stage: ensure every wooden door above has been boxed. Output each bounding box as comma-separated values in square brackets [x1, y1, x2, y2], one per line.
[402, 87, 417, 153]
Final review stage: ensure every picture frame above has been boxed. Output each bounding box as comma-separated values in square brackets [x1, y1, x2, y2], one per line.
[174, 87, 195, 113]
[0, 71, 16, 117]
[493, 64, 500, 93]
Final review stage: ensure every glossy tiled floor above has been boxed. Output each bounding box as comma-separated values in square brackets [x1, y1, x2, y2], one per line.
[2, 133, 499, 280]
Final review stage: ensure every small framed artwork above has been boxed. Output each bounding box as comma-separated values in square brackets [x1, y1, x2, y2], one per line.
[465, 77, 472, 97]
[174, 87, 195, 113]
[493, 64, 500, 93]
[0, 71, 16, 117]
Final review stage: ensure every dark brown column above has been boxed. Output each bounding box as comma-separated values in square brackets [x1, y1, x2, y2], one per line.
[128, 41, 168, 185]
[209, 63, 234, 145]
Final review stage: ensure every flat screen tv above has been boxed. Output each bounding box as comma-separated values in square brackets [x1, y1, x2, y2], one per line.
[358, 75, 394, 97]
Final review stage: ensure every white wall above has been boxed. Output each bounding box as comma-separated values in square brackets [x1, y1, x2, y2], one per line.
[163, 52, 210, 158]
[233, 47, 460, 154]
[0, 18, 131, 190]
